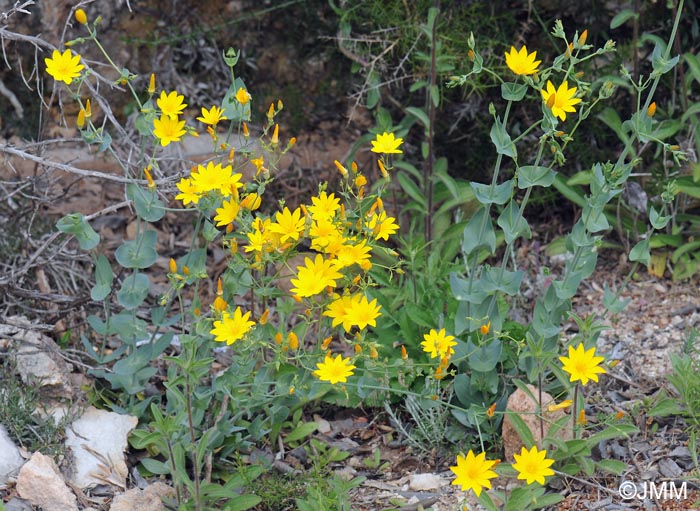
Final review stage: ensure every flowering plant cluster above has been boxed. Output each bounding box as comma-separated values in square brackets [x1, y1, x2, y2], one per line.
[44, 4, 683, 510]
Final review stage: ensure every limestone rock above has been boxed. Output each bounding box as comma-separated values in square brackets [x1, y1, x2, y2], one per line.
[0, 423, 24, 485]
[65, 407, 137, 490]
[501, 384, 571, 461]
[408, 473, 446, 491]
[16, 452, 78, 511]
[9, 316, 73, 398]
[109, 482, 175, 511]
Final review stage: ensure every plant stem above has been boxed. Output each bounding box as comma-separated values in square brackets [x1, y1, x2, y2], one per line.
[424, 1, 439, 249]
[185, 374, 202, 511]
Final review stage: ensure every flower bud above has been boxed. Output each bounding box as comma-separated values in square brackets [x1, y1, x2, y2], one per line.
[169, 258, 177, 273]
[647, 101, 657, 117]
[271, 123, 279, 146]
[287, 332, 299, 350]
[148, 73, 156, 94]
[334, 159, 348, 177]
[77, 109, 86, 128]
[579, 29, 588, 46]
[75, 8, 88, 25]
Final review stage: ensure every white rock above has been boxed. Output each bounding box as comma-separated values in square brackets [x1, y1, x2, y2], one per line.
[11, 319, 73, 397]
[408, 473, 447, 491]
[16, 452, 78, 511]
[0, 424, 24, 485]
[109, 482, 175, 511]
[64, 407, 137, 490]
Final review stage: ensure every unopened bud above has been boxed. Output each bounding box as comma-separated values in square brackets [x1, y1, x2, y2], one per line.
[334, 159, 348, 177]
[647, 101, 657, 117]
[271, 123, 279, 146]
[287, 332, 299, 350]
[579, 29, 588, 46]
[75, 8, 88, 25]
[169, 258, 177, 273]
[266, 103, 275, 121]
[148, 73, 156, 94]
[242, 122, 249, 137]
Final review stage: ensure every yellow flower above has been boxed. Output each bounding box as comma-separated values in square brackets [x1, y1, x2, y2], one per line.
[370, 132, 403, 154]
[540, 80, 582, 121]
[235, 87, 251, 105]
[210, 307, 255, 345]
[334, 239, 372, 269]
[197, 105, 228, 126]
[309, 218, 343, 253]
[480, 321, 491, 335]
[157, 90, 187, 119]
[251, 156, 265, 175]
[547, 399, 573, 412]
[345, 294, 381, 330]
[450, 450, 498, 496]
[268, 207, 306, 244]
[153, 115, 186, 146]
[504, 45, 541, 76]
[45, 49, 84, 85]
[190, 162, 241, 197]
[313, 352, 356, 384]
[559, 343, 606, 386]
[308, 191, 341, 220]
[240, 192, 262, 211]
[367, 211, 399, 241]
[421, 328, 457, 359]
[214, 199, 240, 227]
[175, 177, 200, 205]
[290, 254, 343, 298]
[324, 293, 381, 331]
[512, 446, 555, 486]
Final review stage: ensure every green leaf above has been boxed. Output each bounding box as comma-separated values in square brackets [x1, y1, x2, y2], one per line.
[127, 184, 165, 222]
[481, 266, 523, 295]
[285, 422, 318, 443]
[489, 117, 517, 158]
[610, 8, 638, 29]
[651, 43, 679, 76]
[497, 200, 531, 244]
[224, 495, 263, 511]
[672, 240, 700, 264]
[501, 82, 528, 102]
[518, 165, 556, 188]
[467, 340, 502, 372]
[116, 272, 150, 309]
[397, 172, 427, 211]
[140, 457, 170, 475]
[56, 213, 100, 250]
[461, 207, 496, 256]
[405, 106, 430, 128]
[115, 230, 158, 269]
[221, 78, 251, 122]
[602, 284, 630, 314]
[596, 459, 627, 475]
[649, 206, 671, 230]
[648, 396, 685, 417]
[506, 412, 535, 448]
[629, 238, 651, 266]
[98, 131, 112, 152]
[91, 254, 114, 301]
[586, 424, 639, 444]
[503, 486, 535, 511]
[471, 179, 512, 205]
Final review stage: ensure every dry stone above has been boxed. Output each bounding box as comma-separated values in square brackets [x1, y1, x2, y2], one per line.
[65, 406, 137, 490]
[501, 384, 571, 461]
[109, 482, 175, 511]
[16, 452, 78, 511]
[0, 423, 24, 485]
